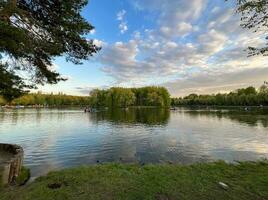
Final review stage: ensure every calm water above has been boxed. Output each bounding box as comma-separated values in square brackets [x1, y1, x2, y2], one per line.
[0, 107, 268, 177]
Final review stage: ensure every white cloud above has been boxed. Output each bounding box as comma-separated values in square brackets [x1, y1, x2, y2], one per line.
[90, 29, 96, 35]
[198, 29, 229, 55]
[117, 10, 128, 34]
[93, 39, 105, 48]
[47, 63, 59, 71]
[119, 22, 128, 34]
[211, 6, 220, 14]
[75, 85, 109, 95]
[117, 10, 126, 21]
[133, 0, 207, 38]
[165, 67, 268, 96]
[160, 22, 193, 37]
[95, 0, 268, 96]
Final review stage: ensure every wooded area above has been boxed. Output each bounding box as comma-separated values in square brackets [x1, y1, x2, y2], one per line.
[171, 85, 268, 106]
[0, 87, 171, 107]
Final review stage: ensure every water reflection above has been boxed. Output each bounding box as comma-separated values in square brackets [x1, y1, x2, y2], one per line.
[0, 108, 267, 177]
[89, 108, 170, 125]
[181, 109, 268, 128]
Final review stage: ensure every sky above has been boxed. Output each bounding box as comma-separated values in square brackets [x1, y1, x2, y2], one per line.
[38, 0, 268, 97]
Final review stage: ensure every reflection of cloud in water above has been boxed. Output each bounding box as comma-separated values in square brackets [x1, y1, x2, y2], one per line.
[211, 149, 268, 162]
[0, 108, 268, 177]
[68, 129, 213, 166]
[232, 142, 268, 155]
[169, 109, 268, 158]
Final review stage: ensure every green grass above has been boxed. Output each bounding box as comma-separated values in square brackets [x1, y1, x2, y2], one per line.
[16, 167, 31, 186]
[0, 161, 268, 200]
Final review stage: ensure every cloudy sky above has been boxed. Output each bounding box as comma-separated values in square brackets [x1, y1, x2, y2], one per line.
[38, 0, 268, 97]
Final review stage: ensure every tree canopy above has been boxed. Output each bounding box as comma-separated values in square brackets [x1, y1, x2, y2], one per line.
[8, 92, 91, 106]
[172, 85, 268, 106]
[0, 87, 171, 107]
[89, 87, 171, 108]
[235, 0, 268, 56]
[0, 0, 100, 100]
[0, 63, 31, 101]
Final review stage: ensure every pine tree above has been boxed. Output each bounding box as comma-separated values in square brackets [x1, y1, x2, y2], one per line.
[0, 0, 100, 100]
[236, 0, 268, 56]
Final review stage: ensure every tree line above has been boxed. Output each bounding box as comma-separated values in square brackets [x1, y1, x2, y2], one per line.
[89, 87, 171, 108]
[0, 92, 91, 106]
[0, 87, 171, 107]
[171, 85, 268, 107]
[2, 85, 268, 107]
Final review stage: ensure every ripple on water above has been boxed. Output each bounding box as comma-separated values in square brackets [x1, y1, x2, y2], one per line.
[0, 108, 268, 177]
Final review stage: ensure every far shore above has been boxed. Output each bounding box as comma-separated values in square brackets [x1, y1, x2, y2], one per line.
[1, 105, 268, 109]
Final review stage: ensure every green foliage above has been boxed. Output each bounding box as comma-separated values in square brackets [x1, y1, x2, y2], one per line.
[89, 89, 109, 108]
[0, 0, 99, 99]
[235, 0, 268, 56]
[10, 92, 91, 106]
[172, 86, 268, 106]
[0, 63, 31, 101]
[259, 84, 268, 94]
[1, 161, 268, 200]
[0, 95, 6, 105]
[16, 167, 30, 186]
[107, 88, 136, 108]
[89, 87, 171, 108]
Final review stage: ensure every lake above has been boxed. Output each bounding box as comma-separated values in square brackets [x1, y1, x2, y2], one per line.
[0, 107, 268, 177]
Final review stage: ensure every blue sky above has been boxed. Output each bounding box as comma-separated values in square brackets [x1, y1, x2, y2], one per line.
[38, 0, 268, 97]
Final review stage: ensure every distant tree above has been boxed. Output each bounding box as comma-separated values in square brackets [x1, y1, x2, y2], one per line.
[107, 88, 136, 108]
[147, 91, 163, 106]
[171, 85, 268, 106]
[259, 84, 268, 93]
[11, 93, 90, 106]
[90, 89, 108, 108]
[235, 0, 268, 56]
[185, 94, 198, 100]
[0, 0, 100, 100]
[89, 87, 171, 108]
[236, 86, 257, 95]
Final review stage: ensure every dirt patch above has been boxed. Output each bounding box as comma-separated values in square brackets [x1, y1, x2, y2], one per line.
[47, 183, 62, 189]
[155, 193, 175, 200]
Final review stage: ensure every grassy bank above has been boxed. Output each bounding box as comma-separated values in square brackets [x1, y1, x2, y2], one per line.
[1, 161, 268, 200]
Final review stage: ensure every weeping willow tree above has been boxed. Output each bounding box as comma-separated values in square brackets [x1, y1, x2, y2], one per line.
[0, 0, 100, 101]
[236, 0, 268, 56]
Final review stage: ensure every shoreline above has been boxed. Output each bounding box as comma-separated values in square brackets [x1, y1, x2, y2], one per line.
[1, 105, 268, 109]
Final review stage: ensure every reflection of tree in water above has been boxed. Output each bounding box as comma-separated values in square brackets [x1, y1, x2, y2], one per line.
[90, 108, 170, 125]
[183, 109, 268, 128]
[0, 109, 45, 125]
[0, 111, 5, 123]
[11, 110, 20, 124]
